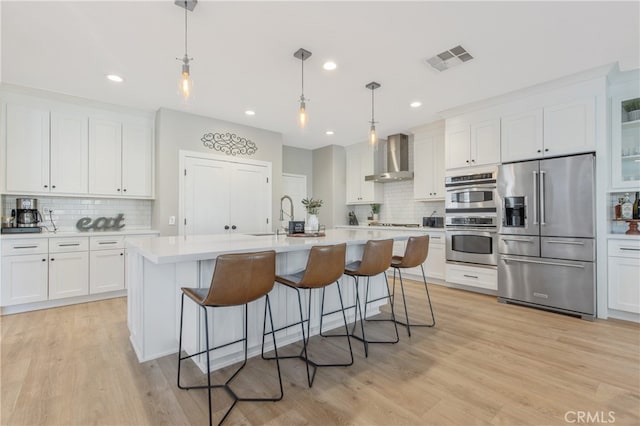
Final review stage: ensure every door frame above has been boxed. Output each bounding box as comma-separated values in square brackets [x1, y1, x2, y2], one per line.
[178, 150, 272, 236]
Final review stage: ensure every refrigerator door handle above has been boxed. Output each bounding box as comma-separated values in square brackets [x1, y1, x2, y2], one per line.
[502, 256, 585, 269]
[532, 170, 538, 225]
[539, 170, 546, 225]
[546, 240, 585, 246]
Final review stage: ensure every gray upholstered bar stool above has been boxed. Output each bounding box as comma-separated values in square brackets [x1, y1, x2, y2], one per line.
[177, 250, 283, 426]
[390, 235, 435, 337]
[343, 238, 398, 357]
[261, 243, 352, 387]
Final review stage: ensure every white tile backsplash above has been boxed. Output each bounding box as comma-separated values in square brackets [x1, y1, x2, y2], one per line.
[2, 195, 152, 231]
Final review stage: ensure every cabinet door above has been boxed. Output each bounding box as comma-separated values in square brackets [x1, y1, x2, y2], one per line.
[5, 104, 50, 193]
[612, 94, 640, 188]
[49, 251, 89, 299]
[413, 136, 430, 199]
[501, 109, 543, 163]
[431, 132, 445, 199]
[1, 254, 48, 306]
[229, 163, 271, 234]
[543, 98, 595, 158]
[424, 239, 446, 281]
[445, 125, 470, 169]
[50, 111, 89, 194]
[183, 157, 231, 235]
[471, 119, 501, 166]
[89, 118, 122, 195]
[359, 143, 381, 203]
[345, 145, 362, 203]
[122, 123, 153, 197]
[608, 253, 640, 314]
[90, 249, 125, 294]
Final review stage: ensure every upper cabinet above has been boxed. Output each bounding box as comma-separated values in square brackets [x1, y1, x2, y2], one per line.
[611, 95, 640, 189]
[2, 93, 154, 199]
[345, 142, 383, 204]
[445, 118, 500, 170]
[414, 121, 445, 200]
[501, 98, 595, 163]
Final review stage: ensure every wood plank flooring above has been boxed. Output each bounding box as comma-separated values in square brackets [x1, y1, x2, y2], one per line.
[1, 281, 639, 425]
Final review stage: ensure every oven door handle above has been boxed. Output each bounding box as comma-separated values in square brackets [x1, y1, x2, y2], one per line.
[446, 184, 496, 193]
[446, 227, 497, 234]
[502, 256, 584, 269]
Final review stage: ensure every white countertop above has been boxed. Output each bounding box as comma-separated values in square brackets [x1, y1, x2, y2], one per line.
[0, 229, 159, 239]
[128, 228, 427, 264]
[336, 225, 445, 232]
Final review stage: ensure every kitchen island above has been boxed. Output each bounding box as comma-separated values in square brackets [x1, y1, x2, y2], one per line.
[126, 228, 423, 371]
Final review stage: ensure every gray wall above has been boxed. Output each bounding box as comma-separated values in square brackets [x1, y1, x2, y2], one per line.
[153, 108, 283, 236]
[312, 145, 347, 228]
[282, 145, 313, 196]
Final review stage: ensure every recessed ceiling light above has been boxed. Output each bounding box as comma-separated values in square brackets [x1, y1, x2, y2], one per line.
[325, 130, 335, 135]
[323, 61, 337, 71]
[106, 74, 124, 83]
[245, 110, 256, 116]
[410, 101, 422, 108]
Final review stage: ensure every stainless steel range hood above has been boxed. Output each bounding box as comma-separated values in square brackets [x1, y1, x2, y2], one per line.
[365, 133, 414, 182]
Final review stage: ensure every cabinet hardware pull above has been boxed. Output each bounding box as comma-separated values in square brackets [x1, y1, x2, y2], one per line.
[120, 253, 124, 256]
[42, 259, 46, 262]
[547, 240, 585, 246]
[503, 238, 533, 243]
[52, 185, 56, 189]
[51, 258, 55, 261]
[14, 245, 38, 249]
[117, 188, 121, 192]
[620, 248, 640, 252]
[502, 256, 584, 269]
[98, 241, 118, 245]
[59, 243, 80, 247]
[44, 184, 48, 188]
[123, 189, 127, 192]
[463, 274, 478, 279]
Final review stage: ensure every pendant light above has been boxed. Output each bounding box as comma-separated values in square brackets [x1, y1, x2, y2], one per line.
[176, 0, 197, 101]
[294, 48, 312, 128]
[366, 82, 381, 145]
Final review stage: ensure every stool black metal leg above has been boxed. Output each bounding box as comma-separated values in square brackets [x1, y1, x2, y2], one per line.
[398, 269, 412, 336]
[203, 306, 213, 426]
[264, 295, 284, 400]
[391, 265, 436, 335]
[421, 264, 436, 327]
[177, 292, 186, 389]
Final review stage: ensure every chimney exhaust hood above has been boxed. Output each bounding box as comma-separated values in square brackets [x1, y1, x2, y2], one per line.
[365, 133, 414, 183]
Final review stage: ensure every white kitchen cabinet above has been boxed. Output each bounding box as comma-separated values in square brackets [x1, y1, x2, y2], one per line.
[1, 238, 49, 306]
[445, 119, 500, 170]
[413, 123, 445, 200]
[611, 94, 640, 189]
[89, 118, 154, 198]
[608, 239, 640, 315]
[501, 98, 595, 163]
[50, 110, 89, 194]
[345, 142, 383, 204]
[4, 103, 50, 193]
[48, 237, 90, 300]
[424, 233, 445, 281]
[90, 235, 125, 294]
[446, 263, 497, 291]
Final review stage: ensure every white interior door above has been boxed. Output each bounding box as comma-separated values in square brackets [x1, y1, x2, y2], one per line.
[282, 173, 307, 222]
[183, 157, 230, 236]
[230, 164, 271, 234]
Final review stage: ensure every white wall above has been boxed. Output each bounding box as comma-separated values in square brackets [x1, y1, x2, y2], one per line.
[153, 108, 283, 236]
[312, 145, 346, 228]
[282, 145, 313, 196]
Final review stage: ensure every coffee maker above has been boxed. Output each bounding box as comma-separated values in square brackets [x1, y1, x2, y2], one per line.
[13, 198, 43, 228]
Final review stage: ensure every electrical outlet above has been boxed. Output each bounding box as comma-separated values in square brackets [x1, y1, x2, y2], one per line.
[169, 216, 176, 225]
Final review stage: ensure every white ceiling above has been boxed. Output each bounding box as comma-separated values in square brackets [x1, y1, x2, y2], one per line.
[2, 1, 639, 149]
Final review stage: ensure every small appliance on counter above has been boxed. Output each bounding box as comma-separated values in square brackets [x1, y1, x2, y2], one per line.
[423, 216, 444, 228]
[348, 211, 359, 225]
[1, 198, 44, 234]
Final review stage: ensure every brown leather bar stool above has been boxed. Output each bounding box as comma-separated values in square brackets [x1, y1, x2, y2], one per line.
[177, 250, 282, 426]
[343, 238, 398, 357]
[390, 235, 436, 337]
[261, 243, 352, 387]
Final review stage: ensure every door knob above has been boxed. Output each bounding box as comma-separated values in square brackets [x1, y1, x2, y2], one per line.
[224, 225, 230, 230]
[231, 225, 237, 230]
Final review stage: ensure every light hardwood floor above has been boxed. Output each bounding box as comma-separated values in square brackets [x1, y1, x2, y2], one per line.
[2, 281, 639, 425]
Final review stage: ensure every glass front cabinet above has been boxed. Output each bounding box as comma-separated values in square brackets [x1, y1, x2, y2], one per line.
[612, 95, 640, 189]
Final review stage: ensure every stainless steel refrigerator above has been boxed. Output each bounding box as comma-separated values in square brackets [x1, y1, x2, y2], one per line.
[496, 153, 596, 319]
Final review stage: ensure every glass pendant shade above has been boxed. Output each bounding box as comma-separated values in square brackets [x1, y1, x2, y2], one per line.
[369, 124, 377, 145]
[298, 101, 307, 128]
[178, 61, 193, 100]
[366, 81, 381, 146]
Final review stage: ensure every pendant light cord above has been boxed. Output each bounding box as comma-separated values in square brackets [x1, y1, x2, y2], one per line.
[300, 52, 305, 100]
[184, 1, 188, 58]
[371, 86, 375, 124]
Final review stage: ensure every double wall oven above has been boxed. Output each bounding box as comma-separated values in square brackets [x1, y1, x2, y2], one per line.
[445, 169, 498, 266]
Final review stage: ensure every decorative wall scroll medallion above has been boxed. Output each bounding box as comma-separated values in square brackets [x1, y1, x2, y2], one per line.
[201, 132, 258, 156]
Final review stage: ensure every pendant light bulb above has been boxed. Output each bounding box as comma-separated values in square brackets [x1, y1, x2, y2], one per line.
[298, 99, 307, 128]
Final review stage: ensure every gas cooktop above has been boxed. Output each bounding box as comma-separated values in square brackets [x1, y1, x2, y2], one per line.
[369, 223, 420, 228]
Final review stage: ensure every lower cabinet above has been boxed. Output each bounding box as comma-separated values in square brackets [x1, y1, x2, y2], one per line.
[89, 235, 125, 294]
[1, 253, 49, 306]
[446, 262, 497, 291]
[608, 239, 640, 315]
[49, 251, 89, 300]
[387, 231, 446, 282]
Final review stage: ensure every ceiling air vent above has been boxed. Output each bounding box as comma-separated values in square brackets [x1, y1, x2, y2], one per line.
[426, 45, 473, 72]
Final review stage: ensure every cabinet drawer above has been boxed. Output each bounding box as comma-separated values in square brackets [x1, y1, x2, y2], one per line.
[1, 238, 48, 255]
[49, 237, 89, 253]
[426, 232, 445, 245]
[609, 239, 640, 259]
[446, 262, 497, 290]
[90, 235, 125, 250]
[541, 237, 594, 262]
